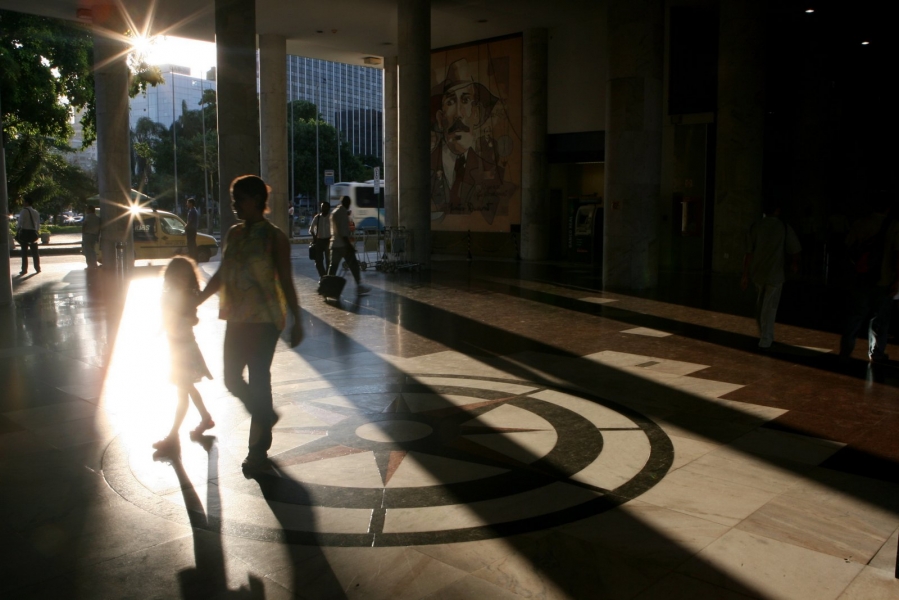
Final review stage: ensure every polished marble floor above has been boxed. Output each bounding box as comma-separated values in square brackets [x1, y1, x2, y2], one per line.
[1, 251, 898, 599]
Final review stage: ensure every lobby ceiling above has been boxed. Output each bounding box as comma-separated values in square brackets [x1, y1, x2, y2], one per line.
[0, 0, 604, 66]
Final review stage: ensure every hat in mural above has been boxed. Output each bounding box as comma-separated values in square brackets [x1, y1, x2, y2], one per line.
[430, 58, 499, 128]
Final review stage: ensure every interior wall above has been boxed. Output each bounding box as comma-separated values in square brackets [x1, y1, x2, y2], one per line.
[547, 15, 607, 134]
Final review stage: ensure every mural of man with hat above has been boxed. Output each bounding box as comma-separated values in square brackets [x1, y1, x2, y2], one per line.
[430, 57, 514, 224]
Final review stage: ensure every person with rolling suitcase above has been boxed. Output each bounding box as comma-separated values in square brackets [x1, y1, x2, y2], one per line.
[320, 195, 370, 299]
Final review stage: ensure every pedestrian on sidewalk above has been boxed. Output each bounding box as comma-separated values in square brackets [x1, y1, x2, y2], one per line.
[185, 198, 199, 260]
[309, 202, 331, 278]
[152, 257, 215, 454]
[198, 175, 303, 473]
[82, 205, 100, 269]
[328, 196, 370, 296]
[741, 198, 802, 349]
[839, 193, 899, 363]
[16, 198, 41, 275]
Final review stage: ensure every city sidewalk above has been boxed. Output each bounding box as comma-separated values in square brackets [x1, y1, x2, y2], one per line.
[1, 252, 897, 599]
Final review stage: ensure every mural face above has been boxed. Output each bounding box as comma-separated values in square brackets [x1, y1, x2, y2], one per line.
[431, 36, 522, 232]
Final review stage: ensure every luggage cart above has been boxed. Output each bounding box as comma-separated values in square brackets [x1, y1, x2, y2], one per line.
[358, 228, 381, 271]
[380, 226, 419, 272]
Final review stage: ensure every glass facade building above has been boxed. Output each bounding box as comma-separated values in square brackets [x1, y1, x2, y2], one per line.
[287, 56, 383, 160]
[129, 65, 216, 130]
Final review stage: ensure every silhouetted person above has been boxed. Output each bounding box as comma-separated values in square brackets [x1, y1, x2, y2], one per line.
[839, 194, 899, 363]
[308, 202, 331, 278]
[17, 197, 41, 275]
[185, 198, 199, 260]
[82, 205, 100, 269]
[741, 198, 801, 349]
[198, 175, 303, 473]
[328, 196, 370, 295]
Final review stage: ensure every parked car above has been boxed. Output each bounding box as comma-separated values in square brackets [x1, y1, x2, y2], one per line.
[97, 208, 219, 263]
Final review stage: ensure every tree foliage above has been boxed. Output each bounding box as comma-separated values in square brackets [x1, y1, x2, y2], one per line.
[0, 10, 95, 142]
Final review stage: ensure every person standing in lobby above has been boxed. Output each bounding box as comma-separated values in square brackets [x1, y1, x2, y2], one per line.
[81, 205, 100, 270]
[741, 199, 802, 349]
[185, 198, 199, 260]
[839, 194, 899, 363]
[17, 197, 41, 275]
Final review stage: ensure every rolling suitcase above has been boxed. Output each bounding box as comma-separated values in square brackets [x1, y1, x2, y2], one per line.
[318, 275, 346, 300]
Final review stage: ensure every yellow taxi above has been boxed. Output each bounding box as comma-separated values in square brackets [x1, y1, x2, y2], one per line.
[98, 208, 219, 263]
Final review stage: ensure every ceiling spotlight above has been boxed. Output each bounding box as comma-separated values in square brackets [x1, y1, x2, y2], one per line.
[861, 40, 870, 45]
[805, 8, 814, 13]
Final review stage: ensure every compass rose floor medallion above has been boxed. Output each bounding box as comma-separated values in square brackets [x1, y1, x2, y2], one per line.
[104, 372, 675, 547]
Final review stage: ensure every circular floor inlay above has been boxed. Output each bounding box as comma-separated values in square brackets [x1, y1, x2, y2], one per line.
[355, 421, 433, 442]
[104, 374, 673, 547]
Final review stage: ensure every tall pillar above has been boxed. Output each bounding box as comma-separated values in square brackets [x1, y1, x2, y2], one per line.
[384, 55, 399, 229]
[603, 0, 664, 290]
[397, 0, 431, 266]
[712, 0, 765, 274]
[521, 28, 550, 261]
[215, 0, 259, 234]
[92, 5, 133, 273]
[0, 90, 12, 305]
[259, 34, 289, 233]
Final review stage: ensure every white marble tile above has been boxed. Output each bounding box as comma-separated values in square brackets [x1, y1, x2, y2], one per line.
[701, 397, 787, 421]
[413, 377, 537, 395]
[682, 449, 809, 494]
[580, 297, 618, 304]
[621, 327, 672, 337]
[668, 434, 720, 471]
[679, 529, 864, 600]
[665, 377, 745, 399]
[838, 566, 899, 599]
[529, 389, 638, 429]
[726, 428, 844, 466]
[571, 430, 651, 490]
[387, 451, 508, 487]
[383, 482, 600, 533]
[637, 466, 778, 527]
[161, 483, 372, 534]
[462, 403, 552, 430]
[279, 450, 383, 488]
[868, 526, 898, 572]
[271, 545, 468, 600]
[402, 393, 500, 413]
[583, 350, 655, 368]
[463, 430, 557, 465]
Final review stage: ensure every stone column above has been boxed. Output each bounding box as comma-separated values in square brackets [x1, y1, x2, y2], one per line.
[259, 34, 289, 233]
[92, 4, 133, 273]
[603, 0, 663, 290]
[384, 55, 399, 229]
[521, 28, 550, 261]
[397, 0, 431, 266]
[215, 0, 260, 234]
[712, 0, 765, 274]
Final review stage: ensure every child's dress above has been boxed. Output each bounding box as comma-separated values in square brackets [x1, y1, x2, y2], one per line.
[163, 288, 213, 385]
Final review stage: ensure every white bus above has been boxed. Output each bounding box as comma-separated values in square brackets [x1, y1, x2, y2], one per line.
[329, 181, 385, 230]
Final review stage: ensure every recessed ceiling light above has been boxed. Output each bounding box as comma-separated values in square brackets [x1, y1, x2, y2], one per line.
[861, 40, 870, 45]
[805, 8, 814, 13]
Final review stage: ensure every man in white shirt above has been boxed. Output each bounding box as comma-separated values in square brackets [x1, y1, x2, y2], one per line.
[17, 198, 41, 275]
[327, 196, 369, 295]
[82, 205, 101, 269]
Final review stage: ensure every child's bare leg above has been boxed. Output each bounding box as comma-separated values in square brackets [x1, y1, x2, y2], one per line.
[187, 384, 211, 421]
[169, 387, 190, 438]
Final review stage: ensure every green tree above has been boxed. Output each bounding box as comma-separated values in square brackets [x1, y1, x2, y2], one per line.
[0, 10, 95, 142]
[288, 100, 366, 202]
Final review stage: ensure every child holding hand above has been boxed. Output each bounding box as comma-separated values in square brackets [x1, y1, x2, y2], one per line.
[153, 257, 214, 452]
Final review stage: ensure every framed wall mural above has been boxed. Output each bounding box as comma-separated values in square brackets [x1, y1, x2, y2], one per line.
[430, 35, 522, 232]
